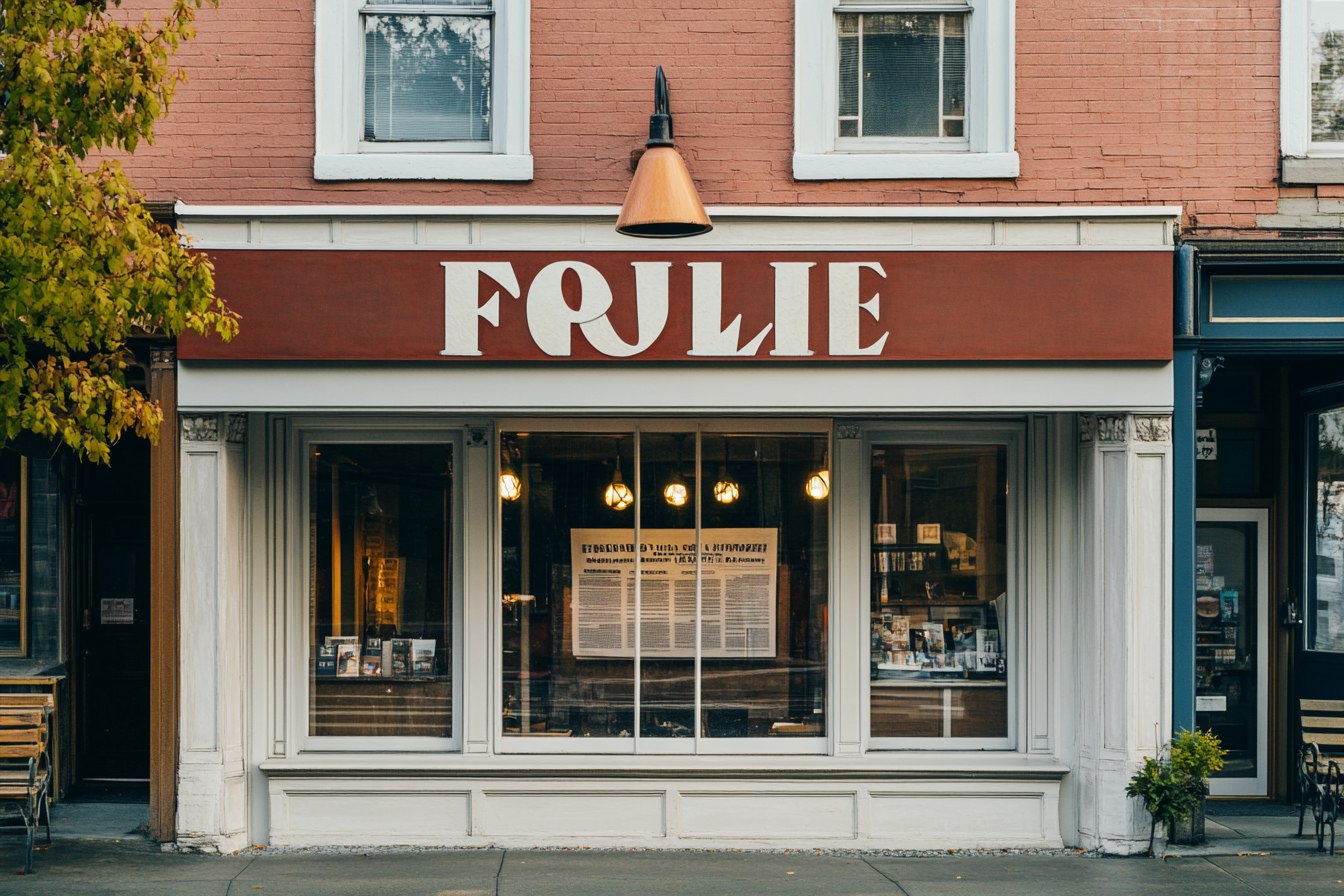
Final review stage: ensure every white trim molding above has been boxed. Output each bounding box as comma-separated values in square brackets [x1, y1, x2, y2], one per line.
[793, 0, 1017, 180]
[314, 0, 532, 181]
[1280, 0, 1344, 182]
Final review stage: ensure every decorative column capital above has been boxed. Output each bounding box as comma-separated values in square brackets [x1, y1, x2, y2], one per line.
[150, 347, 176, 369]
[225, 414, 247, 443]
[180, 415, 219, 443]
[835, 424, 861, 440]
[1134, 415, 1172, 443]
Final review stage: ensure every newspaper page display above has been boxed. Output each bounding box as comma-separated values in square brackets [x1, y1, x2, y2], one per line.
[570, 528, 778, 659]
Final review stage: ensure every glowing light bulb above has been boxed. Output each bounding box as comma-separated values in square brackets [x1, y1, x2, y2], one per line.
[713, 468, 740, 504]
[805, 469, 830, 500]
[605, 469, 633, 510]
[499, 468, 522, 501]
[664, 480, 689, 507]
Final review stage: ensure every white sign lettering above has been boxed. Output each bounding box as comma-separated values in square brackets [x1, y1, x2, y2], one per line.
[440, 261, 520, 356]
[828, 261, 889, 356]
[686, 262, 773, 356]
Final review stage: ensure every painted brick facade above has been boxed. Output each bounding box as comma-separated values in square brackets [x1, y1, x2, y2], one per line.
[114, 0, 1283, 234]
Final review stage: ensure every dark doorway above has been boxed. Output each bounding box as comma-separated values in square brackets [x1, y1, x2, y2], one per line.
[73, 436, 152, 783]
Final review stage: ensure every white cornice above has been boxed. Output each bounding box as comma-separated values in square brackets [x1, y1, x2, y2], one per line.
[175, 202, 1181, 220]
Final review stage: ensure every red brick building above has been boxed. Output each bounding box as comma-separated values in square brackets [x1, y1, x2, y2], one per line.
[28, 0, 1334, 854]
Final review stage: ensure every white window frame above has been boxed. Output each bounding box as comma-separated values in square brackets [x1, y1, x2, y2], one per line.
[289, 417, 466, 753]
[858, 421, 1023, 751]
[314, 0, 532, 181]
[493, 417, 832, 756]
[793, 0, 1017, 180]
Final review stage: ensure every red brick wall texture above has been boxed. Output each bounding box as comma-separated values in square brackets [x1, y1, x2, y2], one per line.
[111, 0, 1282, 232]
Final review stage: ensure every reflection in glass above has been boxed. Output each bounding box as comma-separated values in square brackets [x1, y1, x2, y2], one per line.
[1195, 521, 1259, 779]
[698, 435, 829, 738]
[1313, 1, 1344, 142]
[309, 444, 453, 737]
[869, 445, 1008, 740]
[835, 13, 966, 139]
[1312, 407, 1344, 651]
[500, 430, 830, 742]
[0, 453, 20, 655]
[501, 434, 637, 737]
[363, 13, 491, 141]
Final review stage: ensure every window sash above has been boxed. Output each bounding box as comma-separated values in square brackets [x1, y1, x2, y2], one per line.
[836, 11, 969, 143]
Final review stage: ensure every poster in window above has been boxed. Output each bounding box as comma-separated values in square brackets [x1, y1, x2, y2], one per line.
[100, 598, 134, 625]
[570, 528, 777, 659]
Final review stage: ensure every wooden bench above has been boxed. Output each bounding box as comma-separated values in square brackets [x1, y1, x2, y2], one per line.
[0, 695, 52, 874]
[1298, 698, 1344, 854]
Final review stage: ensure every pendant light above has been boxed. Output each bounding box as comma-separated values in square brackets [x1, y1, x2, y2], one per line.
[605, 440, 634, 510]
[500, 440, 522, 501]
[616, 67, 713, 239]
[664, 434, 690, 507]
[713, 440, 739, 504]
[805, 449, 830, 501]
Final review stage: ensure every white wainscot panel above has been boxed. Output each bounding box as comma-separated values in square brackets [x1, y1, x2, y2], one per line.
[679, 792, 856, 840]
[484, 791, 666, 838]
[869, 792, 1045, 844]
[272, 787, 470, 846]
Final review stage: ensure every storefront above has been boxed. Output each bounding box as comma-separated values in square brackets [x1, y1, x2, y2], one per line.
[1174, 240, 1344, 803]
[170, 205, 1177, 853]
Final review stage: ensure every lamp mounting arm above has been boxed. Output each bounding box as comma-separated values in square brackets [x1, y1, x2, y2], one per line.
[647, 66, 675, 148]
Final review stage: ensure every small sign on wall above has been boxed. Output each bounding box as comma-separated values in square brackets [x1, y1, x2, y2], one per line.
[1196, 428, 1218, 460]
[100, 598, 134, 625]
[1196, 695, 1227, 712]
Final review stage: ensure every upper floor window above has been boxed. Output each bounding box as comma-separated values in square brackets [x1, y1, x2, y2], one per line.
[794, 0, 1017, 180]
[315, 0, 531, 181]
[363, 4, 492, 145]
[837, 12, 966, 142]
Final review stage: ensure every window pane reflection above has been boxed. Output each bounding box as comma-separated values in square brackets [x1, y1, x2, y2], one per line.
[309, 444, 453, 738]
[869, 445, 1008, 740]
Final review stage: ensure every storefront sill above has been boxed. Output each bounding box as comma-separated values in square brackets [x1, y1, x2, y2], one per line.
[259, 754, 1069, 782]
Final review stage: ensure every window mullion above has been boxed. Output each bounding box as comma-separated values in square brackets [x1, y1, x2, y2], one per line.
[938, 15, 946, 138]
[694, 429, 703, 752]
[633, 427, 642, 753]
[857, 15, 864, 138]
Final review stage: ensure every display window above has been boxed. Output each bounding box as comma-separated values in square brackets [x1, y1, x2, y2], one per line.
[864, 426, 1017, 750]
[499, 422, 829, 753]
[304, 436, 459, 748]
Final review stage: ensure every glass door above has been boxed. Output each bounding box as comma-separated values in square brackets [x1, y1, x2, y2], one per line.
[1195, 508, 1269, 797]
[1300, 390, 1344, 748]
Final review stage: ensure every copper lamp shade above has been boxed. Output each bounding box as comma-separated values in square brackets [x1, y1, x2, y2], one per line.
[616, 68, 712, 238]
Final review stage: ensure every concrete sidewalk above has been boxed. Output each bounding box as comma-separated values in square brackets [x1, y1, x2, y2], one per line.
[3, 838, 1344, 895]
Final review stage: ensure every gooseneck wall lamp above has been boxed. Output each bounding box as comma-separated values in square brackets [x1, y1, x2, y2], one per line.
[616, 67, 713, 238]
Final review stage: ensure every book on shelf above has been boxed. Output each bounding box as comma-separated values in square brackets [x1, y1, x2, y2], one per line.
[335, 643, 361, 677]
[411, 639, 436, 676]
[325, 635, 359, 648]
[361, 653, 382, 676]
[1220, 590, 1239, 624]
[390, 639, 412, 676]
[315, 644, 336, 677]
[975, 627, 1000, 673]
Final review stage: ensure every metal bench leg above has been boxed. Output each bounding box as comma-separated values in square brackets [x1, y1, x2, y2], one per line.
[22, 799, 34, 875]
[40, 794, 51, 845]
[1301, 794, 1309, 837]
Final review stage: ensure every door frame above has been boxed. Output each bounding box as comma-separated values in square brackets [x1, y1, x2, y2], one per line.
[1196, 506, 1270, 797]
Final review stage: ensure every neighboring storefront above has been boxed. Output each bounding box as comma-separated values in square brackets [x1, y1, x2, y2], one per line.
[170, 205, 1177, 854]
[1174, 240, 1344, 803]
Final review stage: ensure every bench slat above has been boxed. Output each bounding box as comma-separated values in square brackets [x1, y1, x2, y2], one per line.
[0, 744, 44, 758]
[1303, 716, 1344, 729]
[1302, 699, 1344, 712]
[0, 695, 53, 707]
[1303, 732, 1344, 746]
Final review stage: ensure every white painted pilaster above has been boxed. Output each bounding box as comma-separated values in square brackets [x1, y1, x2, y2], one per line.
[832, 422, 864, 756]
[177, 413, 250, 852]
[1073, 413, 1173, 854]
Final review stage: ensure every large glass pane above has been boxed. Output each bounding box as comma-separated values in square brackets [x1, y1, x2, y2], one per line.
[699, 435, 828, 738]
[869, 445, 1009, 740]
[860, 13, 942, 137]
[1313, 2, 1344, 142]
[501, 433, 636, 738]
[1194, 521, 1259, 780]
[309, 444, 453, 737]
[0, 453, 21, 655]
[638, 432, 698, 740]
[1312, 407, 1344, 651]
[364, 14, 491, 141]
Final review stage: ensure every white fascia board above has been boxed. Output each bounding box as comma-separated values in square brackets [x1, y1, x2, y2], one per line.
[175, 202, 1180, 220]
[179, 362, 1175, 415]
[313, 153, 534, 182]
[793, 151, 1021, 181]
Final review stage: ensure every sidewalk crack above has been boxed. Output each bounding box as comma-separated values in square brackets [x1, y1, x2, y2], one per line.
[1199, 856, 1272, 896]
[860, 857, 912, 895]
[495, 848, 507, 896]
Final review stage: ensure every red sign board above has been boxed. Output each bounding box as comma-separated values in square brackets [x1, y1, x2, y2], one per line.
[179, 250, 1172, 361]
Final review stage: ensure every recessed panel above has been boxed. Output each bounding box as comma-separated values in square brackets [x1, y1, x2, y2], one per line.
[679, 792, 855, 839]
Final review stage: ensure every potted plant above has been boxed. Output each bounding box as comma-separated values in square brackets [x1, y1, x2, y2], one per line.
[1126, 728, 1226, 856]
